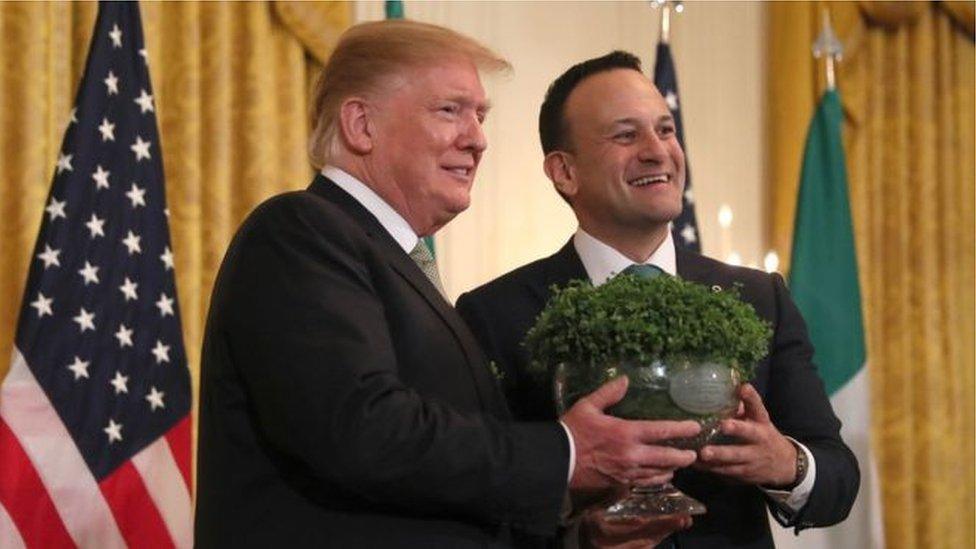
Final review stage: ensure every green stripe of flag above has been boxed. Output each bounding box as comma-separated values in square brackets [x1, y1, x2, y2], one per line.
[385, 1, 404, 20]
[788, 89, 865, 395]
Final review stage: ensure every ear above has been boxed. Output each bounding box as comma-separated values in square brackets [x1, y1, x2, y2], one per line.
[543, 152, 578, 198]
[337, 97, 374, 155]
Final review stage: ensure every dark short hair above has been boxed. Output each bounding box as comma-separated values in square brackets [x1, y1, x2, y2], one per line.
[538, 51, 643, 155]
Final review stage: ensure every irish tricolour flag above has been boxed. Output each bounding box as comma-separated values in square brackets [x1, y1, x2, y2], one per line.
[780, 89, 885, 548]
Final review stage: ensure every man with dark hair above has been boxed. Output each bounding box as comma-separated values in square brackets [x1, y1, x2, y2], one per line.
[457, 51, 859, 548]
[196, 25, 703, 547]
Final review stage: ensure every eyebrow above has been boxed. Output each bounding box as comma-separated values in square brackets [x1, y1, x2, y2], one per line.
[610, 114, 674, 127]
[446, 95, 492, 114]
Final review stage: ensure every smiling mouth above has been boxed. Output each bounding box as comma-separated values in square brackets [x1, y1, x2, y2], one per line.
[444, 166, 474, 179]
[628, 174, 671, 187]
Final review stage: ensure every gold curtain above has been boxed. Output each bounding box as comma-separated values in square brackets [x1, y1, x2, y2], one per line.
[0, 0, 351, 466]
[767, 2, 975, 548]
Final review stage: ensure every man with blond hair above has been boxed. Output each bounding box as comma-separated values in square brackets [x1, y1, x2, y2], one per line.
[195, 21, 700, 547]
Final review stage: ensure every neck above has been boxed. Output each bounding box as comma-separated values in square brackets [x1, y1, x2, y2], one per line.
[578, 221, 670, 263]
[330, 157, 434, 235]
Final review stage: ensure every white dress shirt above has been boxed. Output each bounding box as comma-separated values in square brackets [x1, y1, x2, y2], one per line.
[572, 227, 816, 513]
[322, 166, 418, 254]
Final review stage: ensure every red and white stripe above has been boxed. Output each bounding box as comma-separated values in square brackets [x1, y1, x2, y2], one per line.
[0, 349, 192, 548]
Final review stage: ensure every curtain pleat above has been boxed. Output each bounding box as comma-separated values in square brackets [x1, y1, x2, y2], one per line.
[768, 2, 975, 547]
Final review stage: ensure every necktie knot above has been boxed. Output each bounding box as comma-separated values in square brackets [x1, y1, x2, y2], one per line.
[409, 240, 447, 299]
[622, 263, 665, 279]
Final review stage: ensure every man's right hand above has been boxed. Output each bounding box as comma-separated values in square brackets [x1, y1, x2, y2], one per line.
[562, 376, 700, 491]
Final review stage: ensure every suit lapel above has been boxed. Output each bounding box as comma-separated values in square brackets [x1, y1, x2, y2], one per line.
[307, 176, 506, 415]
[675, 246, 720, 286]
[540, 239, 590, 293]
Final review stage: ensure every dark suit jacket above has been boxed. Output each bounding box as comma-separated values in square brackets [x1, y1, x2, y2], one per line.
[456, 240, 859, 549]
[195, 176, 570, 548]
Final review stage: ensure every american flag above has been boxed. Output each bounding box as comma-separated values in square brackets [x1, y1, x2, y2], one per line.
[0, 2, 192, 547]
[653, 41, 702, 253]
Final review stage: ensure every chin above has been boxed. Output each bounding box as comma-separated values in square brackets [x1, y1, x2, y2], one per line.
[641, 203, 681, 219]
[446, 194, 472, 215]
[639, 210, 681, 227]
[428, 209, 464, 234]
[660, 199, 684, 218]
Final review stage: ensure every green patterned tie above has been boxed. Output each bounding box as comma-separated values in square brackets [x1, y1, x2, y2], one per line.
[622, 263, 665, 279]
[409, 239, 447, 299]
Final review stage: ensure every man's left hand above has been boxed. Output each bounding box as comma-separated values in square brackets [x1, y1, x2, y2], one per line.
[695, 383, 797, 487]
[581, 509, 692, 549]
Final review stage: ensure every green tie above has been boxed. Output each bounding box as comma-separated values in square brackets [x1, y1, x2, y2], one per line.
[622, 263, 665, 279]
[409, 240, 447, 299]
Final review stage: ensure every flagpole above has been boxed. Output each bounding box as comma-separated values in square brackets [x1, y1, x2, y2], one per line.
[660, 1, 671, 44]
[653, 0, 684, 44]
[651, 0, 700, 253]
[812, 7, 844, 91]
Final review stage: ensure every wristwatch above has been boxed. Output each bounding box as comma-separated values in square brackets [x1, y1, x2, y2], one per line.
[784, 439, 808, 490]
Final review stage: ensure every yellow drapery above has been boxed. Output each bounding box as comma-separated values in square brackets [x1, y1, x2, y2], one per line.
[768, 2, 975, 548]
[0, 0, 351, 473]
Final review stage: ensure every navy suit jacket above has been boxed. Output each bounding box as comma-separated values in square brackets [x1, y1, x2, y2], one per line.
[195, 176, 570, 547]
[456, 240, 859, 549]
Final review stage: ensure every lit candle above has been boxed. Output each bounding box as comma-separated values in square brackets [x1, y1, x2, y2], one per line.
[717, 204, 734, 264]
[764, 251, 780, 273]
[718, 205, 733, 229]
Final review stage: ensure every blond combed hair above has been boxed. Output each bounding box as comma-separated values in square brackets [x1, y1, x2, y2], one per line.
[307, 19, 510, 169]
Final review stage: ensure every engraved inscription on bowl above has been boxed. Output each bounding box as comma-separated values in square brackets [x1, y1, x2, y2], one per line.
[668, 362, 735, 415]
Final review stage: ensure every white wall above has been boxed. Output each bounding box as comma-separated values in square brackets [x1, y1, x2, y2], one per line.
[355, 1, 767, 299]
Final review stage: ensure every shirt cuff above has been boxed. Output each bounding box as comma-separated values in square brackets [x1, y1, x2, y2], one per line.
[762, 437, 816, 513]
[559, 420, 577, 483]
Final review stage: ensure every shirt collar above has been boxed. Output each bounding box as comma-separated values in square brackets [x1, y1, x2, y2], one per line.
[322, 166, 419, 254]
[572, 227, 677, 286]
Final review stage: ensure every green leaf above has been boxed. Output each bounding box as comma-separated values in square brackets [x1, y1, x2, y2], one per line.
[523, 275, 772, 382]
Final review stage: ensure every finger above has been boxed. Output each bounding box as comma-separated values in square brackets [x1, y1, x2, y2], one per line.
[624, 514, 688, 532]
[631, 463, 679, 482]
[611, 465, 672, 483]
[587, 513, 691, 545]
[597, 435, 697, 474]
[663, 514, 694, 532]
[632, 419, 701, 443]
[739, 383, 771, 424]
[720, 418, 764, 442]
[629, 445, 698, 470]
[698, 444, 752, 465]
[588, 536, 659, 549]
[583, 376, 630, 410]
[695, 463, 751, 480]
[629, 471, 674, 487]
[614, 463, 672, 486]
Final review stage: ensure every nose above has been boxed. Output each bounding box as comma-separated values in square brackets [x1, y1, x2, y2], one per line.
[638, 131, 668, 163]
[458, 114, 487, 154]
